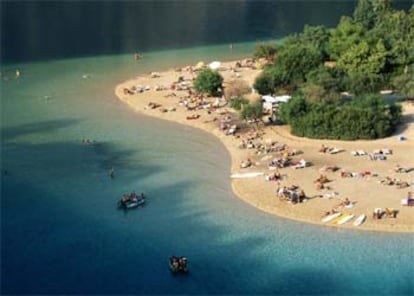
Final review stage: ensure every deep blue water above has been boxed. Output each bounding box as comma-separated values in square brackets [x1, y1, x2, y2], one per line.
[1, 1, 414, 295]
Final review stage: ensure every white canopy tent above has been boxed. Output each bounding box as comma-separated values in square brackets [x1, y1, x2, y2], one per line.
[262, 95, 291, 112]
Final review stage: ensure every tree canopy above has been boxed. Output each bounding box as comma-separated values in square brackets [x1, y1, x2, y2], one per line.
[252, 0, 411, 139]
[193, 68, 223, 97]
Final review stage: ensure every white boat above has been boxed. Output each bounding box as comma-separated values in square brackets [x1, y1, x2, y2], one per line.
[321, 212, 341, 223]
[230, 172, 264, 179]
[353, 214, 366, 226]
[337, 213, 355, 225]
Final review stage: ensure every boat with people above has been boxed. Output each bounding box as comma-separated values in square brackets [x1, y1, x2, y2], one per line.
[118, 192, 146, 209]
[169, 256, 188, 274]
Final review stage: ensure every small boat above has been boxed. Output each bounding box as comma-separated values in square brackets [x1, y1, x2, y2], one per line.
[118, 193, 146, 209]
[337, 213, 355, 225]
[118, 198, 145, 209]
[169, 256, 188, 274]
[353, 214, 366, 226]
[322, 212, 341, 223]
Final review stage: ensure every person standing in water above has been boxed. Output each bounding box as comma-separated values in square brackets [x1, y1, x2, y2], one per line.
[109, 167, 115, 179]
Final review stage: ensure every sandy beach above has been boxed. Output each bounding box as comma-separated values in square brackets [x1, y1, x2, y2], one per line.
[115, 60, 414, 233]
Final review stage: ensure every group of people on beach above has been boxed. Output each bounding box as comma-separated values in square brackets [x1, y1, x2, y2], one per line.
[277, 186, 307, 204]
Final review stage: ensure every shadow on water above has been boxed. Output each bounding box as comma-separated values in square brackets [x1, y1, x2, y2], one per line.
[1, 119, 80, 141]
[1, 122, 345, 295]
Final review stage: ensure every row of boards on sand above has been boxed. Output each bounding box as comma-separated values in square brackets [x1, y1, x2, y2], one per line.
[230, 172, 367, 227]
[322, 213, 366, 226]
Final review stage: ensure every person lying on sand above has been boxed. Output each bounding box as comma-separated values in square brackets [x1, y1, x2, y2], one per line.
[320, 165, 339, 172]
[335, 197, 352, 208]
[323, 208, 339, 217]
[314, 174, 330, 184]
[396, 180, 410, 189]
[266, 170, 281, 182]
[394, 165, 410, 173]
[380, 176, 395, 185]
[240, 158, 252, 168]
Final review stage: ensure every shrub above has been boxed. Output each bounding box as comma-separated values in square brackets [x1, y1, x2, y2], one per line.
[230, 97, 249, 110]
[253, 42, 279, 61]
[193, 68, 224, 97]
[240, 102, 263, 121]
[279, 94, 401, 140]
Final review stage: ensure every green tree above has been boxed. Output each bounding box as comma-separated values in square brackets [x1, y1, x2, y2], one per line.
[353, 0, 375, 29]
[253, 66, 291, 95]
[337, 40, 387, 75]
[278, 95, 309, 124]
[253, 42, 279, 61]
[193, 68, 223, 97]
[300, 25, 331, 58]
[328, 16, 367, 60]
[343, 72, 384, 95]
[392, 72, 414, 98]
[373, 8, 414, 72]
[253, 71, 274, 95]
[277, 43, 323, 83]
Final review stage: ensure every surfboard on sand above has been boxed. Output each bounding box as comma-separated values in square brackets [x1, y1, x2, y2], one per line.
[230, 172, 264, 179]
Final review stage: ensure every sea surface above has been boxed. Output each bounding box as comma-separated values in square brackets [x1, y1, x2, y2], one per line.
[2, 1, 414, 295]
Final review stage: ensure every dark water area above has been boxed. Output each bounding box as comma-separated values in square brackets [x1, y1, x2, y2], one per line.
[0, 0, 363, 63]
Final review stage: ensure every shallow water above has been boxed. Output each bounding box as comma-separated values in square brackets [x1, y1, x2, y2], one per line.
[1, 46, 413, 295]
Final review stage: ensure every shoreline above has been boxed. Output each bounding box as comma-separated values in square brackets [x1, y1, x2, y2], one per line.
[115, 60, 414, 233]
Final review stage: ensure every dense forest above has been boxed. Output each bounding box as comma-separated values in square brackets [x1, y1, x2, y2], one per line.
[252, 0, 413, 140]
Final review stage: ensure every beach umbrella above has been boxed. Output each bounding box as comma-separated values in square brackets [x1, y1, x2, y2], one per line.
[209, 61, 221, 70]
[195, 61, 205, 69]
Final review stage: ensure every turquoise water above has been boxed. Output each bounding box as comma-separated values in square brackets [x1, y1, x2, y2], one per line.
[1, 45, 413, 295]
